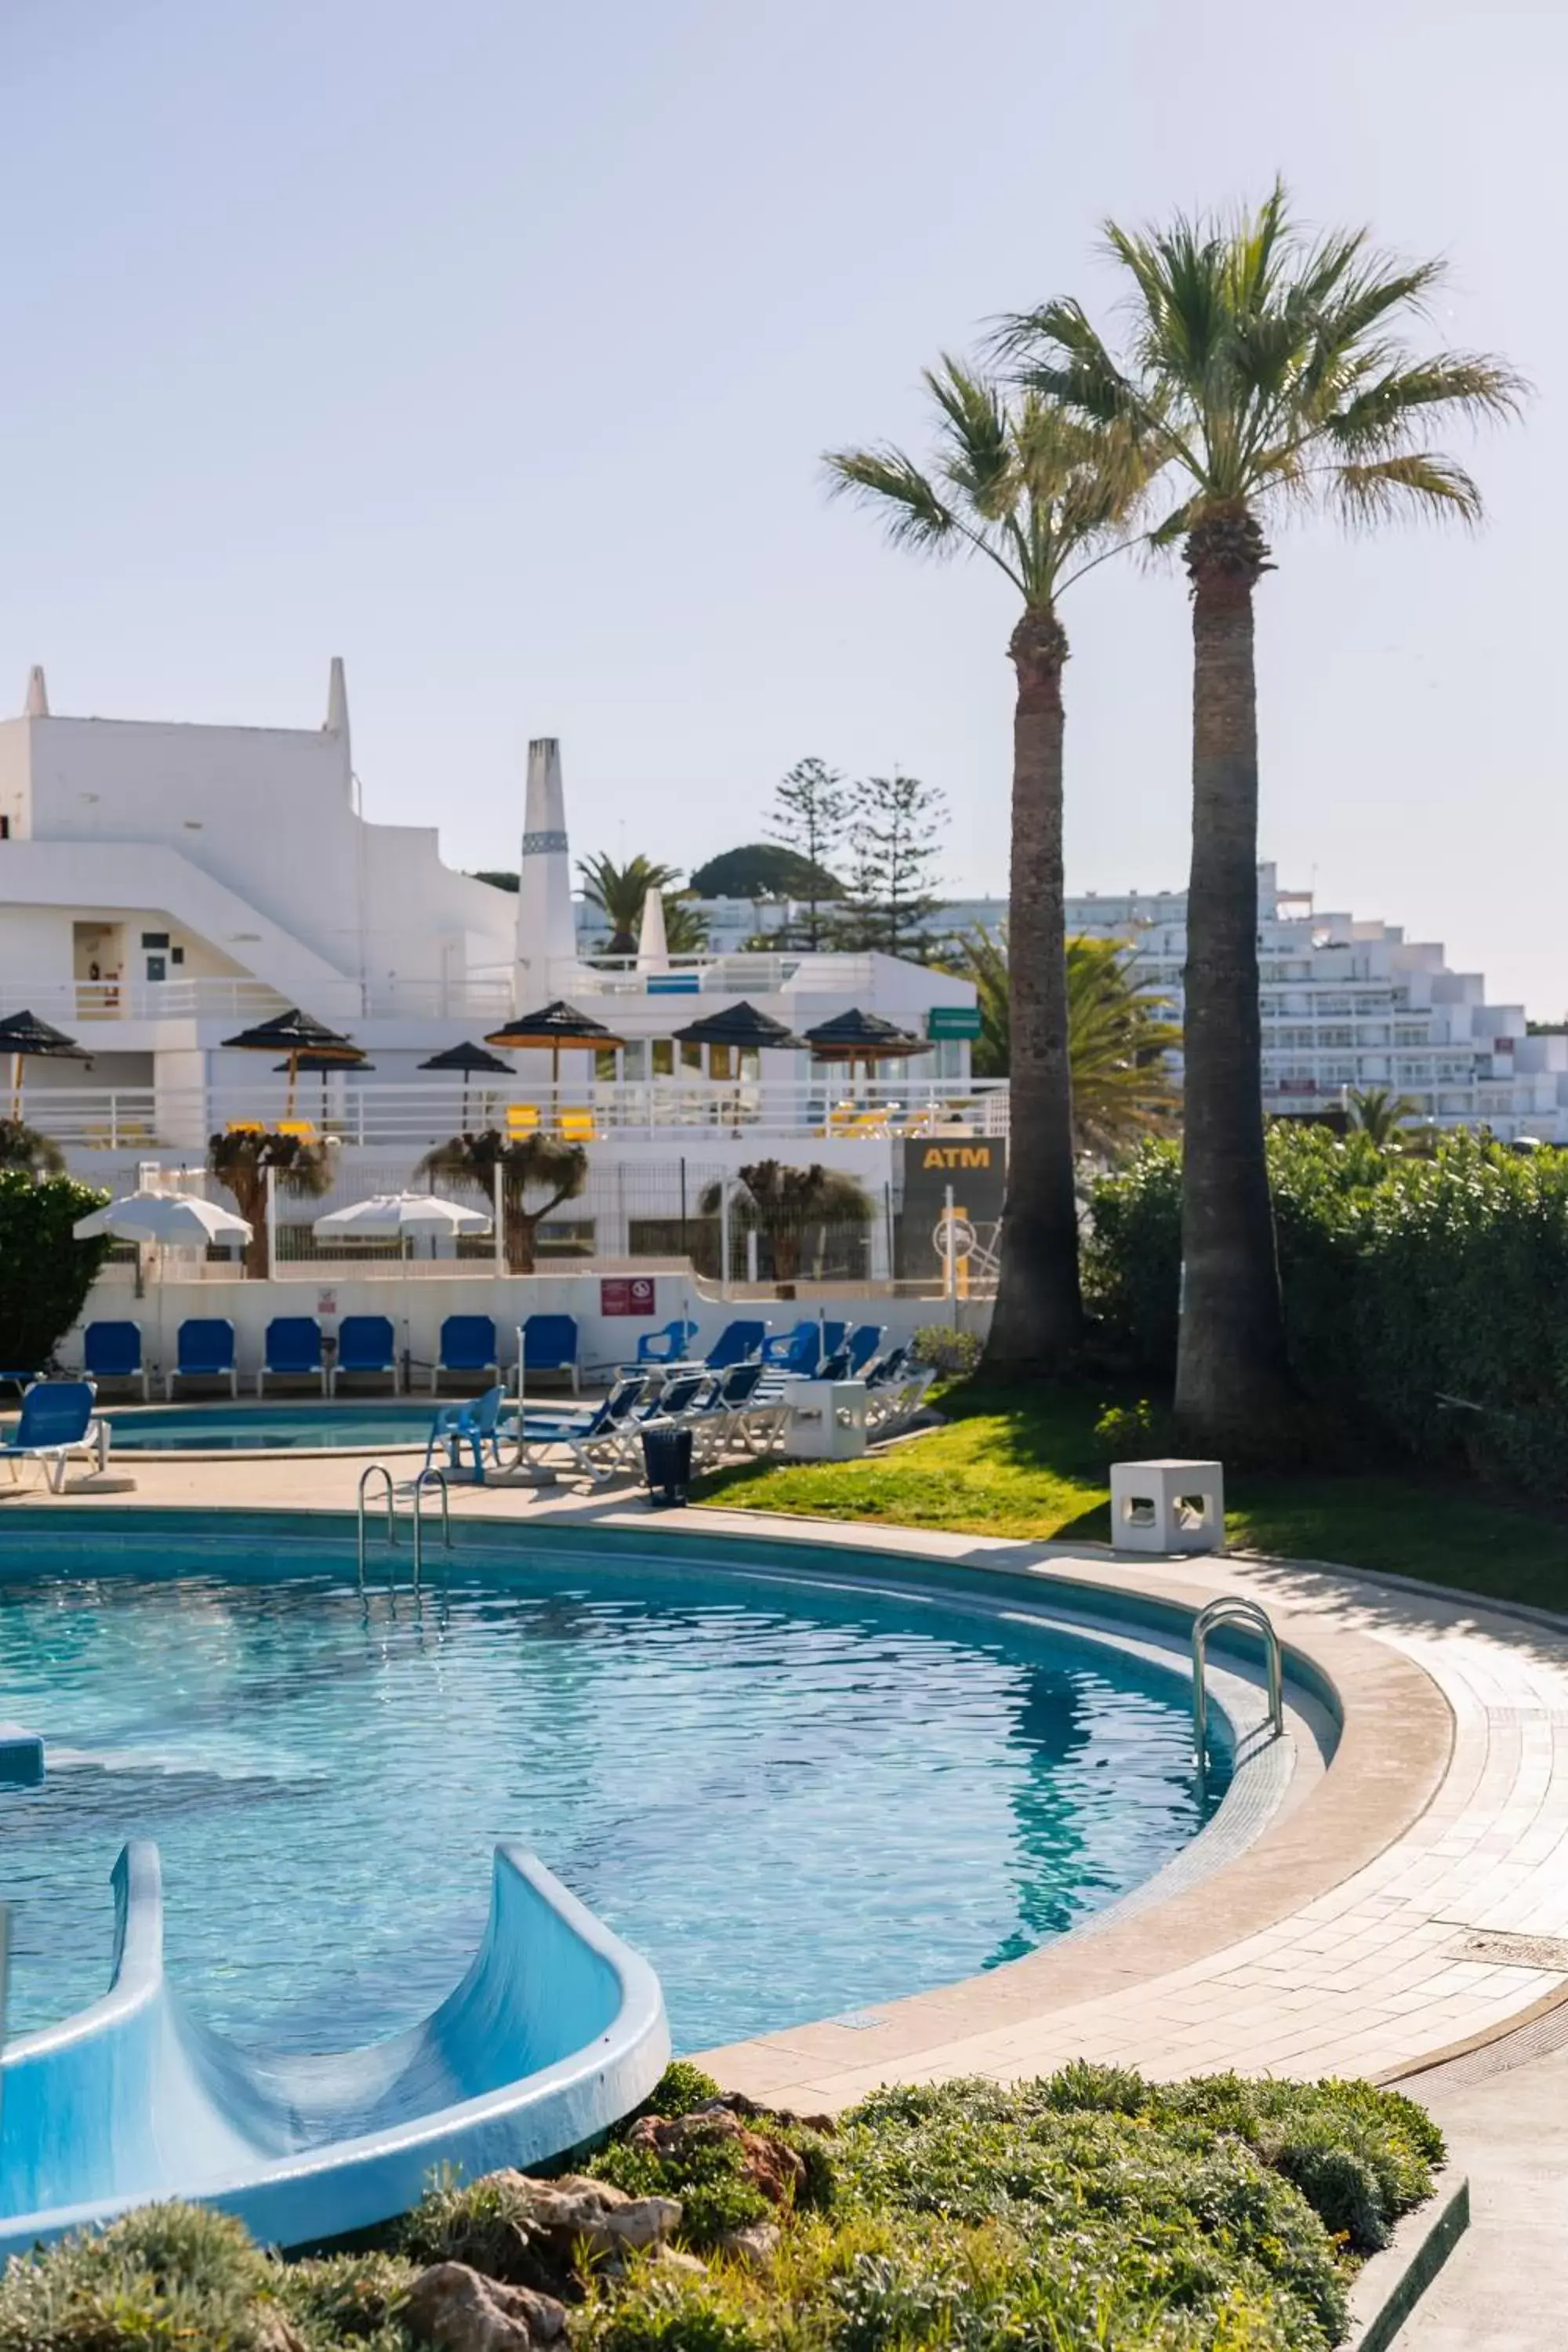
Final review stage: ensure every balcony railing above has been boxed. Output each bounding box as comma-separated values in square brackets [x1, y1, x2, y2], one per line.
[24, 1077, 1011, 1153]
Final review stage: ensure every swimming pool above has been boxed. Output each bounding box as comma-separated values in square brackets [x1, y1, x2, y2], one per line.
[101, 1402, 441, 1452]
[0, 1517, 1232, 2056]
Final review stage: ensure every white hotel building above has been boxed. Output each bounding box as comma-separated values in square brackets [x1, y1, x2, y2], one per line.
[0, 666, 985, 1265]
[1065, 864, 1568, 1141]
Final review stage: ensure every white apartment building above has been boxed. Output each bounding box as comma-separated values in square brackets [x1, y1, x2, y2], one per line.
[1065, 863, 1568, 1141]
[0, 666, 985, 1239]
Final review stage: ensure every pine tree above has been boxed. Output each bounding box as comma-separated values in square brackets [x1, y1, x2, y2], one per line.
[835, 771, 947, 959]
[765, 757, 848, 950]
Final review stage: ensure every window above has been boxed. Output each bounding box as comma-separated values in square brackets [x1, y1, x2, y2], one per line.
[594, 1047, 619, 1082]
[1317, 1026, 1353, 1048]
[140, 931, 170, 949]
[652, 1040, 674, 1079]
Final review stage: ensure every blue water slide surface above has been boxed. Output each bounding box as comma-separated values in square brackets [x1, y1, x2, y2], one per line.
[0, 1840, 669, 2254]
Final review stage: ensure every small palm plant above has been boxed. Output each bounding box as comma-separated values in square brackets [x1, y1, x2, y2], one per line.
[998, 183, 1523, 1446]
[417, 1130, 588, 1273]
[0, 1117, 66, 1178]
[826, 361, 1149, 1372]
[577, 853, 707, 958]
[207, 1129, 336, 1277]
[956, 930, 1178, 1156]
[698, 1160, 873, 1286]
[1345, 1087, 1422, 1149]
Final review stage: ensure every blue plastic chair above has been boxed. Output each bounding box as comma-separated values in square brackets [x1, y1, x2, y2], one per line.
[520, 1314, 580, 1392]
[705, 1319, 768, 1371]
[821, 1319, 849, 1359]
[432, 1316, 501, 1392]
[762, 1320, 820, 1377]
[426, 1384, 509, 1482]
[847, 1323, 886, 1375]
[2, 1381, 109, 1491]
[635, 1319, 700, 1366]
[332, 1315, 400, 1395]
[258, 1317, 326, 1396]
[84, 1320, 148, 1400]
[167, 1319, 237, 1399]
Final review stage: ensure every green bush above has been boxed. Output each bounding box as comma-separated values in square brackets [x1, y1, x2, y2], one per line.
[0, 1169, 111, 1375]
[1085, 1127, 1568, 1494]
[2, 2067, 1443, 2352]
[909, 1326, 982, 1376]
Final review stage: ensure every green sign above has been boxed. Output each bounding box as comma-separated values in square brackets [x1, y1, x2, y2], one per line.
[926, 1005, 982, 1040]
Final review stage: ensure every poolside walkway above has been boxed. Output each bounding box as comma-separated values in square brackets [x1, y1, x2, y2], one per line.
[12, 1454, 1568, 2106]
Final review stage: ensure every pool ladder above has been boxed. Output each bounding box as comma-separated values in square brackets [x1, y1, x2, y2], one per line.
[356, 1464, 452, 1593]
[1191, 1595, 1284, 1763]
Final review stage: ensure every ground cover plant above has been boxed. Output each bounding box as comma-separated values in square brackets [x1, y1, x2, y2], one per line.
[0, 2063, 1441, 2352]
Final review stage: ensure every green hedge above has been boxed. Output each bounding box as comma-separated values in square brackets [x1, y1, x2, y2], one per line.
[1084, 1127, 1568, 1493]
[0, 1170, 111, 1374]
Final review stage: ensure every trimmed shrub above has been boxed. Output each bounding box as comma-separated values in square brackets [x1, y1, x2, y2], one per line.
[1085, 1127, 1568, 1494]
[0, 1169, 111, 1374]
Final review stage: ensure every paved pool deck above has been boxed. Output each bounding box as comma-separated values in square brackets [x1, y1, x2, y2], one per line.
[9, 1450, 1568, 2110]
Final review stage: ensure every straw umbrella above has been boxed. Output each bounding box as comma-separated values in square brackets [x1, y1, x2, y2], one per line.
[418, 1041, 514, 1127]
[220, 1008, 361, 1116]
[673, 1000, 807, 1129]
[485, 1000, 626, 1080]
[0, 1008, 90, 1118]
[804, 1007, 927, 1109]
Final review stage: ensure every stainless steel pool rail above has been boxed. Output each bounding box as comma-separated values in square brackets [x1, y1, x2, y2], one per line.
[355, 1463, 452, 1593]
[356, 1464, 396, 1589]
[410, 1468, 452, 1587]
[1192, 1595, 1284, 1762]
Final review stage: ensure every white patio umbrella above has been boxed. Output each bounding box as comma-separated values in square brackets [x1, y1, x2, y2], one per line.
[312, 1192, 492, 1243]
[637, 885, 670, 975]
[74, 1189, 253, 1247]
[73, 1189, 254, 1367]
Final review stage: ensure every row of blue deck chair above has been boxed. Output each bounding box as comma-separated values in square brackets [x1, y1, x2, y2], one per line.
[79, 1313, 584, 1399]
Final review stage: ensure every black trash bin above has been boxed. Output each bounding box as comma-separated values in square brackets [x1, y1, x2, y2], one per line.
[641, 1422, 694, 1508]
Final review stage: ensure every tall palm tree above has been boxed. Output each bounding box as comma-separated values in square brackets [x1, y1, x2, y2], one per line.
[417, 1129, 587, 1273]
[826, 361, 1148, 1372]
[957, 928, 1178, 1154]
[999, 185, 1521, 1446]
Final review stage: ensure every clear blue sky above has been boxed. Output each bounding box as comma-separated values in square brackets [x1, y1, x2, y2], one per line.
[2, 1, 1561, 1006]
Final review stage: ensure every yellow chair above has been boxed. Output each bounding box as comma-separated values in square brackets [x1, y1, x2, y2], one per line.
[226, 1120, 265, 1135]
[558, 1107, 597, 1144]
[278, 1118, 317, 1141]
[505, 1103, 540, 1138]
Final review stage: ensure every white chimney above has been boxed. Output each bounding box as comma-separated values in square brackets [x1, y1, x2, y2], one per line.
[24, 666, 49, 718]
[637, 884, 670, 975]
[514, 738, 578, 1005]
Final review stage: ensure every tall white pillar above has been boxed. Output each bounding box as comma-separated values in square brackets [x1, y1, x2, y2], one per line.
[514, 737, 577, 1007]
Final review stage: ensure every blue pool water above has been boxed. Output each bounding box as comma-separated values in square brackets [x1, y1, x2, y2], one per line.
[0, 1524, 1227, 2055]
[102, 1403, 441, 1451]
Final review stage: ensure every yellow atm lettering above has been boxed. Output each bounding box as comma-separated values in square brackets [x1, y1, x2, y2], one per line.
[920, 1145, 993, 1171]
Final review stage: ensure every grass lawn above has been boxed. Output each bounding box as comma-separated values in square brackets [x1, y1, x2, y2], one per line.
[697, 1380, 1568, 1615]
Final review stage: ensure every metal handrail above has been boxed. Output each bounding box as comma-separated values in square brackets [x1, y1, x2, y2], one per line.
[1192, 1595, 1284, 1760]
[410, 1468, 452, 1589]
[356, 1464, 396, 1589]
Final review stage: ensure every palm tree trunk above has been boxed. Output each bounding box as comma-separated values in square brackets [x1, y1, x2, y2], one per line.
[983, 607, 1083, 1374]
[1174, 513, 1290, 1450]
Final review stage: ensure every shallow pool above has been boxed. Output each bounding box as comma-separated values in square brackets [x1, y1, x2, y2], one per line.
[0, 1521, 1229, 2055]
[102, 1402, 441, 1451]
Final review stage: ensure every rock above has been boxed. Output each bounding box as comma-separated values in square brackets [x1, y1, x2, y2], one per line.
[404, 2261, 568, 2352]
[718, 2220, 781, 2271]
[647, 2245, 711, 2276]
[626, 2110, 808, 2207]
[456, 2172, 684, 2290]
[253, 2310, 310, 2352]
[706, 2092, 837, 2136]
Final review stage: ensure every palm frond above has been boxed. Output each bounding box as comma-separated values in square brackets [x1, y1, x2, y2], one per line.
[1330, 452, 1485, 528]
[822, 445, 969, 558]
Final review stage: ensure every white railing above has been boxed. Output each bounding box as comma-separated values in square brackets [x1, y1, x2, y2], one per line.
[31, 1078, 1010, 1153]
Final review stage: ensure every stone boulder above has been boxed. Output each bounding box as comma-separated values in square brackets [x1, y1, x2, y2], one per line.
[625, 2108, 808, 2207]
[437, 2171, 684, 2292]
[404, 2261, 568, 2352]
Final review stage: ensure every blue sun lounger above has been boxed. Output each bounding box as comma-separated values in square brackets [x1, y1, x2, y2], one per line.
[0, 1381, 111, 1493]
[0, 1839, 667, 2257]
[82, 1320, 149, 1401]
[167, 1319, 238, 1399]
[257, 1317, 326, 1396]
[432, 1315, 502, 1392]
[332, 1315, 400, 1394]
